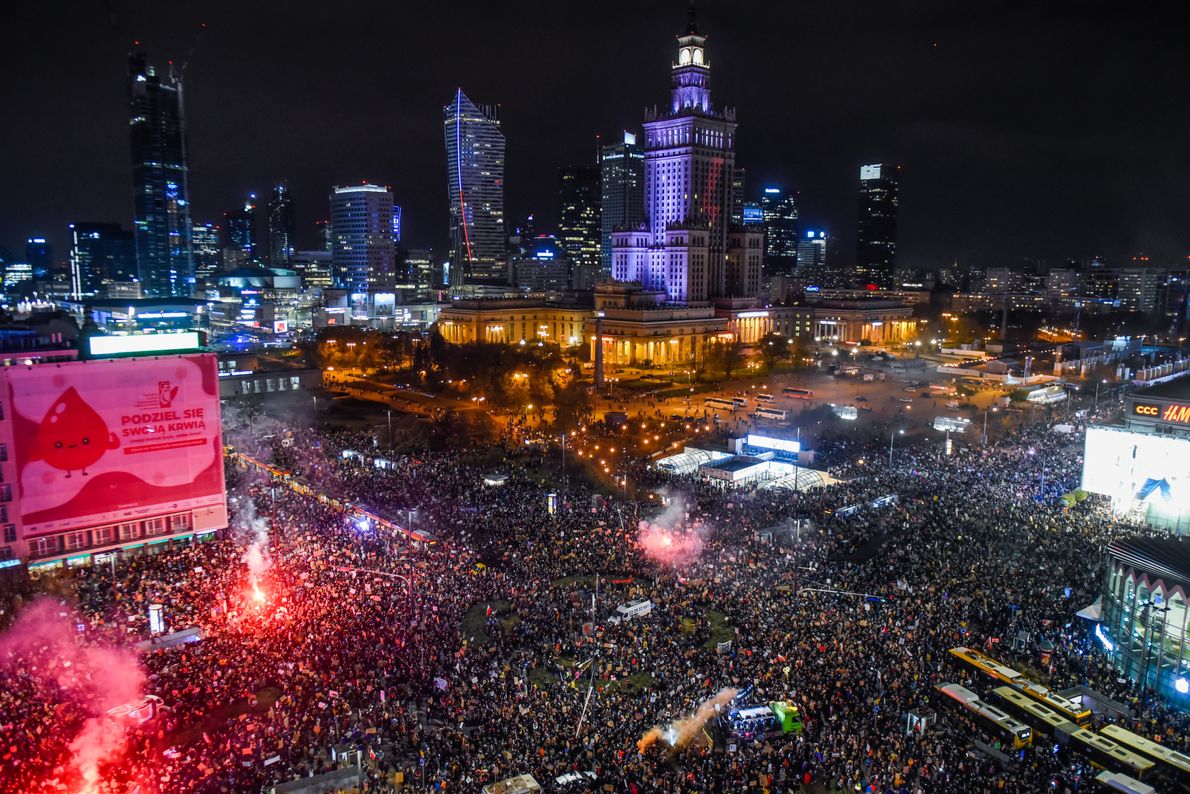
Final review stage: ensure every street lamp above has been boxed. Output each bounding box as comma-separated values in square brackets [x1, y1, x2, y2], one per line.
[889, 428, 904, 467]
[1094, 378, 1108, 408]
[982, 406, 997, 446]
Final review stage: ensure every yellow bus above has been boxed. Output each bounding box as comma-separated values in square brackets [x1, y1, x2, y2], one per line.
[936, 683, 1032, 749]
[1058, 724, 1155, 781]
[948, 646, 1092, 726]
[991, 686, 1073, 737]
[1099, 725, 1190, 791]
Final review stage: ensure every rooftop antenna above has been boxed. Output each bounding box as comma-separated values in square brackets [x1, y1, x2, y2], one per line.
[175, 21, 207, 80]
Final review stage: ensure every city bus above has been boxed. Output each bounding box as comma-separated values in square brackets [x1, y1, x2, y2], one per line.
[936, 683, 1032, 749]
[1094, 771, 1158, 794]
[1057, 724, 1155, 781]
[705, 397, 738, 411]
[1100, 724, 1190, 790]
[782, 387, 813, 400]
[754, 408, 787, 421]
[948, 646, 1092, 726]
[991, 686, 1075, 737]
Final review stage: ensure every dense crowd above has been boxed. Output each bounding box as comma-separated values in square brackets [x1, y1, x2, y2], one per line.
[0, 401, 1186, 793]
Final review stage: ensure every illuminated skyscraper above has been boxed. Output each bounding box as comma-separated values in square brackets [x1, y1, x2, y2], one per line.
[599, 132, 645, 274]
[223, 195, 258, 268]
[443, 89, 506, 285]
[855, 163, 900, 289]
[24, 237, 53, 281]
[191, 222, 222, 284]
[611, 8, 761, 301]
[329, 183, 396, 294]
[129, 53, 193, 296]
[558, 165, 601, 275]
[760, 186, 799, 274]
[68, 223, 135, 297]
[267, 183, 295, 266]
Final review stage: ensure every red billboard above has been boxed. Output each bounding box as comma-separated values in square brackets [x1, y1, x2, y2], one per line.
[3, 353, 226, 536]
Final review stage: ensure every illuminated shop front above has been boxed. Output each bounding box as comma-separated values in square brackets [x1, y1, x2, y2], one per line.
[1100, 538, 1190, 706]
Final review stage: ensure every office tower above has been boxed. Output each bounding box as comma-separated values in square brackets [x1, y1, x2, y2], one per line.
[404, 248, 435, 291]
[67, 223, 135, 297]
[314, 219, 332, 252]
[129, 53, 193, 297]
[611, 8, 763, 301]
[558, 165, 601, 275]
[1116, 257, 1163, 314]
[267, 183, 295, 266]
[191, 222, 222, 284]
[443, 89, 506, 284]
[855, 163, 900, 289]
[329, 183, 396, 294]
[599, 131, 645, 274]
[760, 187, 799, 274]
[796, 230, 828, 272]
[223, 194, 258, 267]
[24, 237, 53, 280]
[289, 250, 334, 290]
[730, 168, 746, 226]
[741, 201, 764, 227]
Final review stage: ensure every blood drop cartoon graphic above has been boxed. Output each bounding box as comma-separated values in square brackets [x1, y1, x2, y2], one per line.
[34, 387, 120, 477]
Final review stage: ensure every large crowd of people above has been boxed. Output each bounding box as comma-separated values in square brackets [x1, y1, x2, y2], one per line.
[0, 399, 1186, 793]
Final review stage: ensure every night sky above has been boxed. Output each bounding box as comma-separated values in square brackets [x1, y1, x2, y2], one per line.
[2, 0, 1188, 270]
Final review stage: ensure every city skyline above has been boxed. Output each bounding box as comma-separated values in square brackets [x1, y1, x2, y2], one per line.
[1, 1, 1189, 270]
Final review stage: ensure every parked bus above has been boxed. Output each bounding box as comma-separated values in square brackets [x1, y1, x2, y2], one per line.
[732, 396, 749, 408]
[991, 686, 1072, 738]
[754, 408, 788, 421]
[705, 397, 737, 411]
[756, 393, 775, 404]
[1094, 771, 1158, 794]
[935, 683, 1032, 749]
[1100, 724, 1190, 790]
[948, 646, 1092, 726]
[782, 387, 813, 400]
[1057, 723, 1155, 781]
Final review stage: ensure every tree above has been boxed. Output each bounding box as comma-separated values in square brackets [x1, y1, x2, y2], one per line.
[758, 332, 791, 372]
[705, 338, 745, 379]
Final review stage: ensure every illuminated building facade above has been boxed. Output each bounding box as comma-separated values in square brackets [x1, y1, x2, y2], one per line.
[191, 222, 222, 285]
[558, 165, 601, 277]
[810, 300, 916, 345]
[761, 187, 799, 274]
[267, 182, 295, 266]
[611, 10, 762, 302]
[223, 195, 258, 268]
[329, 184, 397, 294]
[129, 53, 194, 297]
[600, 132, 645, 274]
[1100, 538, 1190, 705]
[68, 223, 135, 297]
[438, 299, 587, 348]
[855, 163, 900, 289]
[444, 89, 506, 284]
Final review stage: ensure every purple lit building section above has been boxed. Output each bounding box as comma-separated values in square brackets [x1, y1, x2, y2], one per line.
[611, 9, 761, 303]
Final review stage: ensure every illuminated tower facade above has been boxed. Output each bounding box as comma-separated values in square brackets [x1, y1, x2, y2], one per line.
[855, 163, 900, 289]
[611, 8, 761, 301]
[129, 53, 194, 296]
[443, 89, 506, 286]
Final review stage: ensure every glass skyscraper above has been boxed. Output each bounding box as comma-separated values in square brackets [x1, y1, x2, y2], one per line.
[558, 165, 601, 276]
[330, 184, 396, 294]
[267, 183, 295, 266]
[191, 222, 222, 285]
[68, 223, 135, 297]
[599, 132, 644, 275]
[856, 163, 900, 289]
[223, 194, 258, 267]
[443, 89, 506, 285]
[760, 186, 799, 275]
[129, 53, 193, 297]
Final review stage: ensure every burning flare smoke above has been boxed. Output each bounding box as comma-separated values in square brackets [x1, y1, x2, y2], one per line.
[637, 687, 739, 753]
[636, 490, 705, 567]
